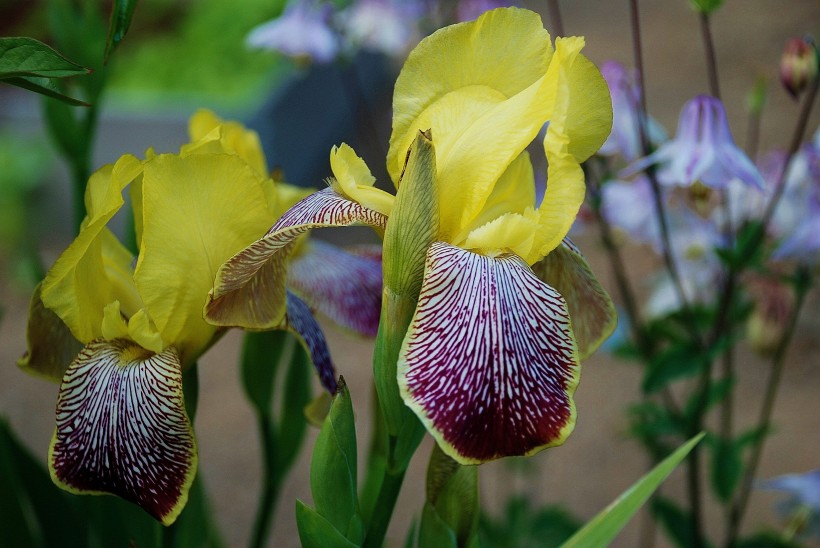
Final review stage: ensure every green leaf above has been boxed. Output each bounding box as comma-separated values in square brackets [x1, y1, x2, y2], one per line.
[643, 343, 705, 394]
[275, 341, 311, 473]
[241, 330, 289, 414]
[0, 37, 90, 79]
[735, 532, 799, 548]
[709, 436, 743, 502]
[425, 445, 479, 546]
[688, 0, 724, 13]
[480, 498, 580, 548]
[170, 476, 223, 548]
[560, 433, 705, 547]
[105, 0, 138, 61]
[310, 378, 363, 542]
[296, 500, 358, 548]
[419, 502, 458, 548]
[3, 75, 90, 106]
[651, 497, 712, 548]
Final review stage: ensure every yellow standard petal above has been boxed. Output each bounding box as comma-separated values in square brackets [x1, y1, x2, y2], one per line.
[135, 153, 275, 362]
[329, 143, 394, 216]
[41, 156, 143, 343]
[183, 109, 269, 176]
[387, 7, 554, 241]
[526, 37, 592, 264]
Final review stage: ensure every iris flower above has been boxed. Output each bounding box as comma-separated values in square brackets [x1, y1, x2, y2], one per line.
[19, 111, 381, 523]
[206, 8, 616, 464]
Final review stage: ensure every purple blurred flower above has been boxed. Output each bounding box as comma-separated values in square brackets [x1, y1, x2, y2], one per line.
[759, 469, 820, 538]
[601, 176, 659, 244]
[624, 95, 764, 190]
[339, 0, 423, 57]
[247, 1, 340, 63]
[598, 61, 666, 162]
[456, 0, 514, 22]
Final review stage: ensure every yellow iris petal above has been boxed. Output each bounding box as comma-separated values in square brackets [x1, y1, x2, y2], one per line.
[388, 8, 554, 241]
[183, 109, 269, 176]
[134, 153, 275, 362]
[41, 156, 142, 343]
[329, 143, 394, 216]
[525, 37, 592, 264]
[463, 208, 540, 260]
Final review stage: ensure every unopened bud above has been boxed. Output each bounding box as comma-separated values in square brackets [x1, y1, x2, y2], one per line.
[746, 278, 795, 357]
[780, 37, 818, 100]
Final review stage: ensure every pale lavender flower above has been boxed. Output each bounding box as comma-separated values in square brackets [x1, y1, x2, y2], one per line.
[598, 61, 666, 162]
[759, 469, 820, 538]
[247, 1, 340, 63]
[601, 176, 660, 244]
[339, 0, 423, 57]
[644, 210, 724, 318]
[624, 95, 764, 190]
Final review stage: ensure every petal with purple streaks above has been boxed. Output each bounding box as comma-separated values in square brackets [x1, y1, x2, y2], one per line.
[531, 239, 616, 359]
[205, 188, 387, 330]
[398, 242, 580, 464]
[49, 340, 196, 525]
[287, 240, 382, 337]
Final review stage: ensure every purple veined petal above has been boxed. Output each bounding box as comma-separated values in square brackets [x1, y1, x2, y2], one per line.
[287, 239, 382, 337]
[398, 242, 580, 464]
[531, 239, 617, 359]
[50, 340, 196, 525]
[283, 290, 338, 394]
[205, 188, 387, 330]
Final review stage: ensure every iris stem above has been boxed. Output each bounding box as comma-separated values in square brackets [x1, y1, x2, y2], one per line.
[362, 460, 407, 548]
[724, 268, 812, 547]
[249, 414, 280, 548]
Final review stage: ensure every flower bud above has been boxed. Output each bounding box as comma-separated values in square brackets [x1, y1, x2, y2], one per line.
[780, 37, 818, 100]
[746, 277, 795, 357]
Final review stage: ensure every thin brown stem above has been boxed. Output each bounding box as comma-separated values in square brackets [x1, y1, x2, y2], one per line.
[725, 269, 812, 546]
[699, 12, 721, 100]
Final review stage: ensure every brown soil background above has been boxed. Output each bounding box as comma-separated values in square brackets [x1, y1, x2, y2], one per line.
[1, 1, 819, 546]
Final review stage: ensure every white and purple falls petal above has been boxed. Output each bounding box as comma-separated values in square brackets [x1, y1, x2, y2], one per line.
[205, 188, 387, 329]
[50, 340, 195, 525]
[398, 242, 580, 464]
[287, 240, 382, 337]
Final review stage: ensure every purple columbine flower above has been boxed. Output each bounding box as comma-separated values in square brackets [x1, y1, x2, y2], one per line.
[598, 61, 666, 162]
[623, 95, 764, 190]
[601, 175, 660, 245]
[338, 0, 424, 57]
[246, 0, 340, 63]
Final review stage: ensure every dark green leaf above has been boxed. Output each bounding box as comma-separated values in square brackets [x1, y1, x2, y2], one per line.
[419, 502, 458, 548]
[171, 476, 223, 548]
[683, 377, 733, 419]
[480, 497, 580, 548]
[735, 532, 800, 548]
[0, 37, 90, 78]
[3, 76, 89, 106]
[561, 434, 704, 547]
[651, 497, 712, 548]
[310, 378, 362, 542]
[241, 330, 289, 414]
[295, 500, 358, 548]
[425, 445, 479, 546]
[275, 341, 311, 473]
[643, 343, 705, 394]
[737, 425, 772, 449]
[709, 436, 743, 502]
[105, 0, 139, 61]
